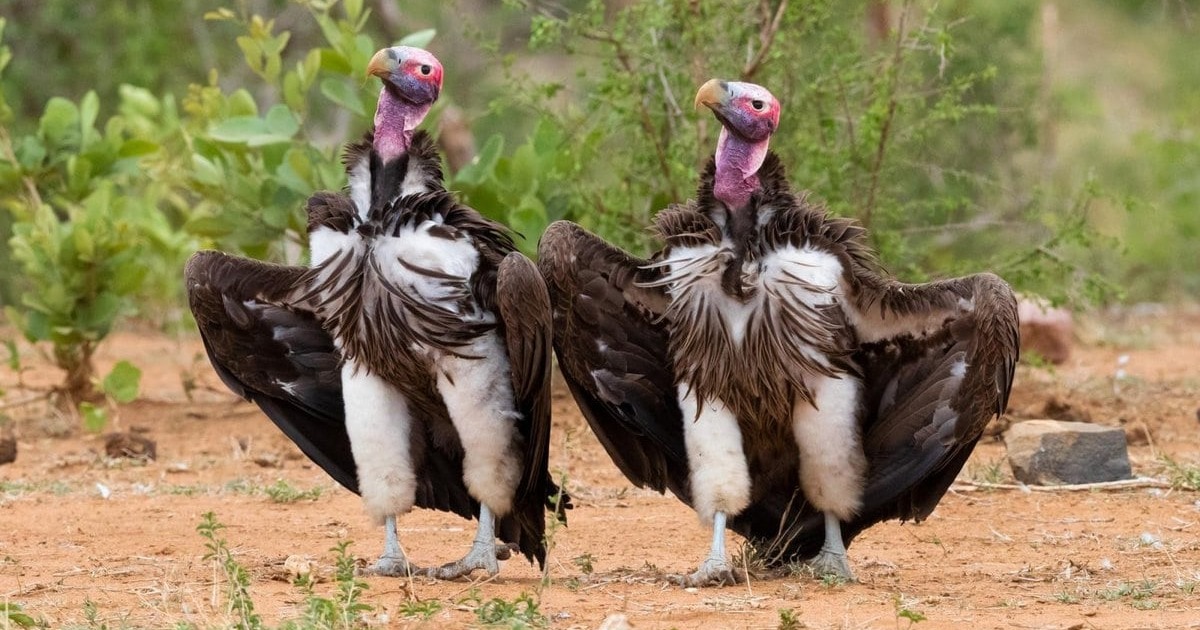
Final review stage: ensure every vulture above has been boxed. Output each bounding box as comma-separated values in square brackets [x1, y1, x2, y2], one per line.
[186, 46, 566, 579]
[538, 79, 1018, 586]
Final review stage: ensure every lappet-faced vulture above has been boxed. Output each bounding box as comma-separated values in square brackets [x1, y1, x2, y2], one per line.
[538, 79, 1017, 585]
[186, 46, 567, 579]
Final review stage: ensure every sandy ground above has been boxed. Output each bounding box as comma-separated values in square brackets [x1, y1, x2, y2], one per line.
[1, 309, 1199, 629]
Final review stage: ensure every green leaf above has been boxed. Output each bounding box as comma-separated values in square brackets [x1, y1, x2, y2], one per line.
[118, 138, 159, 158]
[119, 85, 160, 118]
[227, 89, 258, 117]
[79, 90, 99, 134]
[39, 97, 79, 146]
[73, 226, 95, 262]
[209, 112, 296, 147]
[454, 134, 503, 187]
[264, 104, 299, 138]
[190, 154, 224, 187]
[344, 0, 364, 23]
[318, 49, 352, 75]
[102, 360, 141, 403]
[319, 78, 366, 117]
[79, 402, 108, 433]
[209, 116, 268, 143]
[397, 29, 436, 49]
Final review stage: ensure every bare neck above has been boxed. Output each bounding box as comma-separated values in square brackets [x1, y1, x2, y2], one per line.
[712, 128, 769, 211]
[372, 88, 432, 163]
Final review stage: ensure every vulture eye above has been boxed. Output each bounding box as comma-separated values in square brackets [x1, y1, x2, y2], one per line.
[419, 64, 432, 76]
[751, 99, 765, 111]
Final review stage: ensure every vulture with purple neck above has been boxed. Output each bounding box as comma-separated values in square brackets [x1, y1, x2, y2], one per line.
[186, 46, 566, 579]
[538, 79, 1018, 586]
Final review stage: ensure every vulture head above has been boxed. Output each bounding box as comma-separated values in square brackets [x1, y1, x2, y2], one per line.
[694, 79, 780, 144]
[694, 79, 781, 210]
[368, 46, 443, 105]
[366, 46, 444, 161]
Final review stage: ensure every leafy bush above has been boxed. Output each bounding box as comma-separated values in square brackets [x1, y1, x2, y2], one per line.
[0, 82, 188, 402]
[0, 1, 408, 398]
[484, 0, 1112, 302]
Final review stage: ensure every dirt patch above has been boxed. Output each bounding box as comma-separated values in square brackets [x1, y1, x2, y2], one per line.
[2, 312, 1200, 629]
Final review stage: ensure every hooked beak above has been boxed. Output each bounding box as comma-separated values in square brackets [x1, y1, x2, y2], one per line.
[367, 49, 396, 79]
[694, 79, 727, 112]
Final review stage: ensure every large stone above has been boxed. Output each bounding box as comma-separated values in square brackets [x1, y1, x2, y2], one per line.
[1005, 419, 1132, 485]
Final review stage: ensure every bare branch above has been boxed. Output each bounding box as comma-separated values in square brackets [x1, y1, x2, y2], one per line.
[741, 0, 788, 80]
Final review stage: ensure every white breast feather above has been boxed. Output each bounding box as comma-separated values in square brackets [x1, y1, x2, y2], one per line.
[348, 156, 371, 221]
[373, 220, 481, 313]
[661, 243, 845, 348]
[308, 226, 358, 268]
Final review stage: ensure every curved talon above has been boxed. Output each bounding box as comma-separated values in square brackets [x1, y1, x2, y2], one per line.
[669, 557, 745, 587]
[419, 540, 501, 580]
[495, 542, 518, 561]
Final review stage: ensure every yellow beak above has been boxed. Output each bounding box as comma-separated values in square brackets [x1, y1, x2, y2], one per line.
[694, 79, 726, 111]
[367, 49, 395, 79]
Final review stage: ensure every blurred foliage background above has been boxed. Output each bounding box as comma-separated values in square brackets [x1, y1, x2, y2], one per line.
[0, 0, 1197, 397]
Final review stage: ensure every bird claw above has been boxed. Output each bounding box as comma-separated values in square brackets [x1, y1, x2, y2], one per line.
[804, 548, 855, 583]
[362, 553, 422, 577]
[494, 542, 518, 561]
[669, 557, 745, 587]
[419, 541, 501, 580]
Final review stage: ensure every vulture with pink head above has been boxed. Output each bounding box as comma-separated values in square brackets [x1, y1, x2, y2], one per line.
[186, 47, 566, 579]
[538, 79, 1018, 585]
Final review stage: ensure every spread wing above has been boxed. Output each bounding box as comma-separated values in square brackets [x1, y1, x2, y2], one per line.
[754, 270, 1019, 564]
[184, 250, 358, 494]
[537, 221, 689, 499]
[851, 271, 1018, 520]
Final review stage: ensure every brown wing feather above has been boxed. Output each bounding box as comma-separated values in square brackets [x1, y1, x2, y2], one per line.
[185, 251, 357, 493]
[538, 221, 689, 499]
[495, 252, 570, 566]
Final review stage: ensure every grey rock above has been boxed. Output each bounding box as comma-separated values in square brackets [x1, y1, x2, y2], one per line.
[1005, 419, 1132, 485]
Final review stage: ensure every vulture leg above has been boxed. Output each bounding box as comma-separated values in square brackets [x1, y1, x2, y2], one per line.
[668, 386, 749, 586]
[805, 512, 854, 581]
[790, 374, 865, 581]
[370, 515, 423, 576]
[423, 505, 502, 579]
[671, 511, 745, 587]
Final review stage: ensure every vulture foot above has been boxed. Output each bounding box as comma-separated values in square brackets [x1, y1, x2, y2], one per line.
[365, 554, 423, 578]
[669, 557, 746, 588]
[421, 539, 501, 580]
[804, 548, 855, 583]
[803, 512, 856, 582]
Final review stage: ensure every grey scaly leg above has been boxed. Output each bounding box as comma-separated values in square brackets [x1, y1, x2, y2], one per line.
[804, 512, 855, 581]
[422, 504, 502, 580]
[368, 514, 422, 576]
[670, 511, 745, 587]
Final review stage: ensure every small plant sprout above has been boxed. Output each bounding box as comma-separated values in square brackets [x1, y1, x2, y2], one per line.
[777, 607, 801, 630]
[264, 479, 323, 503]
[893, 593, 927, 626]
[572, 552, 595, 575]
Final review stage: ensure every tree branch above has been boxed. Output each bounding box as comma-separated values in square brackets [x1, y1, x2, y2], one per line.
[862, 0, 911, 229]
[742, 0, 788, 80]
